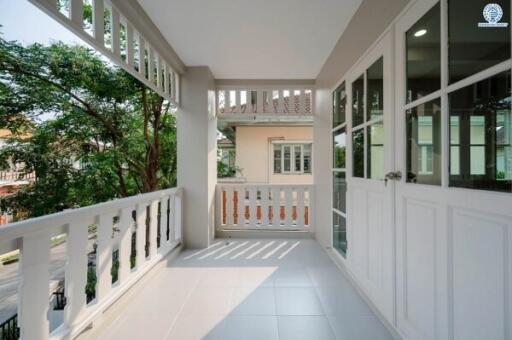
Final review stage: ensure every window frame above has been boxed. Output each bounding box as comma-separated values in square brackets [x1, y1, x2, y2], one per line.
[396, 0, 512, 192]
[272, 142, 312, 175]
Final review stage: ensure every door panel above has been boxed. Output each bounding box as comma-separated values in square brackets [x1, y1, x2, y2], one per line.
[345, 31, 395, 323]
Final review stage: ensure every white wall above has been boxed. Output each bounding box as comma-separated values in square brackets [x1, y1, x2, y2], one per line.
[177, 66, 217, 248]
[235, 126, 313, 184]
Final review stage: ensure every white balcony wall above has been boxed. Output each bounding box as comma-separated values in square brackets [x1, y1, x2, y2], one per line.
[177, 67, 217, 248]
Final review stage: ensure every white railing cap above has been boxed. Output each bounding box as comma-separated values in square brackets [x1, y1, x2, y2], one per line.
[0, 187, 181, 245]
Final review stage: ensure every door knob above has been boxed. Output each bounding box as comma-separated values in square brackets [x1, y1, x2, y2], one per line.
[384, 171, 402, 186]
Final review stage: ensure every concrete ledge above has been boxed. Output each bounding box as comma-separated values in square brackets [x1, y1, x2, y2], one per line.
[215, 229, 315, 239]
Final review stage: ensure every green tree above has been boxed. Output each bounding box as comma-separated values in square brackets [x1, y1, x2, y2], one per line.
[0, 36, 177, 220]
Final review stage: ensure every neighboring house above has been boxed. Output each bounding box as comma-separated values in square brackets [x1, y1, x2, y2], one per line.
[219, 124, 313, 184]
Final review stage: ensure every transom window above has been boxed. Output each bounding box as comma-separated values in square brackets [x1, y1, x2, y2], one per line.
[273, 143, 312, 174]
[404, 0, 511, 192]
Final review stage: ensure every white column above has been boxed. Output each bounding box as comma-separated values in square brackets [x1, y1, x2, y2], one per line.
[177, 67, 217, 248]
[313, 88, 332, 246]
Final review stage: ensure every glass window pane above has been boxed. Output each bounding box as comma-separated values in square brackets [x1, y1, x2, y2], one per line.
[448, 0, 511, 84]
[406, 3, 441, 103]
[333, 171, 346, 213]
[352, 74, 365, 127]
[333, 212, 347, 257]
[283, 146, 291, 172]
[333, 82, 346, 127]
[367, 57, 384, 121]
[294, 145, 302, 172]
[353, 129, 365, 178]
[406, 99, 442, 185]
[273, 145, 282, 173]
[333, 128, 346, 169]
[368, 122, 385, 179]
[304, 144, 312, 173]
[449, 70, 512, 192]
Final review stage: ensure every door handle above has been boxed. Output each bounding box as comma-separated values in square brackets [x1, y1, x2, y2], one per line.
[384, 171, 402, 186]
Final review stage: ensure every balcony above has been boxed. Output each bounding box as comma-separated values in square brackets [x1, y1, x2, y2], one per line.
[2, 0, 512, 339]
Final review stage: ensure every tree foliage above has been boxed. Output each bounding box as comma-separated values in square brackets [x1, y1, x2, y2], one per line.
[0, 35, 177, 220]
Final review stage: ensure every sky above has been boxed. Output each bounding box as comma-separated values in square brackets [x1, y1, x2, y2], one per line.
[0, 0, 85, 46]
[0, 0, 100, 122]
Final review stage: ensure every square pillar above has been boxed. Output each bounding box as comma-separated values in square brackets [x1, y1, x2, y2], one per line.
[177, 67, 217, 249]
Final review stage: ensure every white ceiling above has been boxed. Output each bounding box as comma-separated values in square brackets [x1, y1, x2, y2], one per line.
[137, 0, 362, 79]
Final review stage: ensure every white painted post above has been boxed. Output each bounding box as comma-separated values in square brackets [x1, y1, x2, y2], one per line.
[149, 200, 159, 258]
[164, 64, 170, 94]
[93, 0, 104, 45]
[70, 0, 83, 28]
[245, 90, 251, 113]
[256, 90, 264, 113]
[148, 47, 155, 84]
[248, 186, 257, 226]
[96, 213, 114, 301]
[296, 187, 305, 228]
[226, 187, 234, 227]
[271, 187, 281, 227]
[237, 187, 245, 227]
[111, 7, 121, 56]
[168, 194, 176, 242]
[268, 90, 274, 113]
[138, 35, 146, 78]
[235, 90, 241, 113]
[19, 230, 50, 340]
[156, 56, 162, 90]
[159, 196, 169, 248]
[225, 90, 231, 113]
[284, 187, 293, 228]
[118, 207, 133, 284]
[135, 204, 147, 268]
[278, 90, 284, 113]
[174, 190, 182, 241]
[64, 221, 89, 328]
[126, 24, 134, 67]
[260, 186, 270, 227]
[300, 89, 306, 115]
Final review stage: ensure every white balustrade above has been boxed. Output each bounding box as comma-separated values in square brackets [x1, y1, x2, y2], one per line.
[216, 184, 313, 231]
[216, 87, 313, 116]
[0, 187, 183, 340]
[27, 0, 181, 104]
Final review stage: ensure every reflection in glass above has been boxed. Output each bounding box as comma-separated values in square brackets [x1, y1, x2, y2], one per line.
[353, 129, 365, 178]
[333, 82, 346, 127]
[273, 144, 282, 173]
[368, 122, 385, 179]
[333, 212, 347, 257]
[283, 145, 291, 172]
[406, 3, 441, 103]
[333, 172, 346, 213]
[294, 145, 302, 172]
[449, 71, 512, 192]
[304, 144, 312, 173]
[352, 74, 365, 127]
[406, 99, 442, 185]
[367, 58, 384, 121]
[448, 0, 511, 84]
[333, 128, 346, 169]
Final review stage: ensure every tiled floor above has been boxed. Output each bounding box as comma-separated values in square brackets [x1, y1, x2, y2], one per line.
[88, 239, 393, 340]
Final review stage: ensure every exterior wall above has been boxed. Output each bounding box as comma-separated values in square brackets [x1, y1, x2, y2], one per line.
[235, 126, 313, 184]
